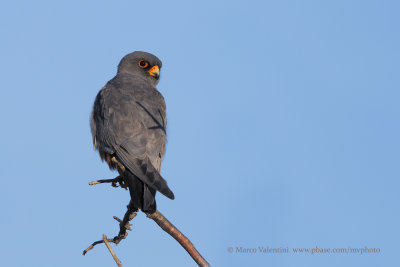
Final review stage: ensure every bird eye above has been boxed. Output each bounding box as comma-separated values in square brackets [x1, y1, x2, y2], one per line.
[138, 60, 149, 68]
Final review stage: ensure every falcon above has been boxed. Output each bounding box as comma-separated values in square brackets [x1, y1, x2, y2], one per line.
[90, 51, 174, 214]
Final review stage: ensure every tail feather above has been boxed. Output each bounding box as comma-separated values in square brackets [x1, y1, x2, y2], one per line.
[116, 149, 174, 200]
[124, 169, 157, 213]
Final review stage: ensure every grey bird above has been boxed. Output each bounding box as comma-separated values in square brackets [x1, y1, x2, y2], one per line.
[90, 51, 174, 214]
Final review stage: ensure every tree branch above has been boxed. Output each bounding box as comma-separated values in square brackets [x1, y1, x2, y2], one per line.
[88, 176, 128, 189]
[82, 210, 137, 255]
[103, 234, 123, 267]
[84, 178, 210, 266]
[147, 210, 210, 267]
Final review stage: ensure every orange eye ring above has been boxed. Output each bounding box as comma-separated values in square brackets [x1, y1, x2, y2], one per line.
[138, 60, 149, 68]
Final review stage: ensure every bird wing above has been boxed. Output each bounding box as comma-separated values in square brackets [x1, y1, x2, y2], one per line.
[91, 85, 117, 155]
[116, 144, 174, 199]
[92, 76, 173, 199]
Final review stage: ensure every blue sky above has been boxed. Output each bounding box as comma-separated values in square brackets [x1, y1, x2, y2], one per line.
[0, 1, 399, 266]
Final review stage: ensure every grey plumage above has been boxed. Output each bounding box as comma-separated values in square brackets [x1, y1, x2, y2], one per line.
[91, 51, 174, 213]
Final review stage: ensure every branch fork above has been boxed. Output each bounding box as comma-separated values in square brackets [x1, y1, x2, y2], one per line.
[83, 177, 210, 267]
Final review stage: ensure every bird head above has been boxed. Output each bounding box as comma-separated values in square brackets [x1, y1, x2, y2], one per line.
[117, 51, 163, 86]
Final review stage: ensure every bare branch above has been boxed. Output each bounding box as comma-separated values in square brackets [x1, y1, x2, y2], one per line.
[83, 208, 137, 255]
[103, 234, 123, 267]
[83, 238, 114, 255]
[147, 210, 210, 267]
[84, 178, 210, 266]
[88, 176, 128, 189]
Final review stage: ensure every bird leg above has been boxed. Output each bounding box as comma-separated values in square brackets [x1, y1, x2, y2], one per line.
[88, 175, 128, 189]
[82, 202, 137, 255]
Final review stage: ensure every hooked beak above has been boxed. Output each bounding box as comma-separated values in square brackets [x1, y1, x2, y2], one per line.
[148, 65, 160, 79]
